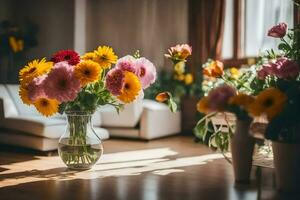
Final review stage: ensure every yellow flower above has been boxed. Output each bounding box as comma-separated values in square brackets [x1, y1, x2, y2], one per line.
[230, 67, 240, 79]
[81, 52, 96, 61]
[118, 72, 141, 103]
[248, 88, 287, 121]
[196, 97, 210, 114]
[18, 40, 24, 51]
[174, 61, 185, 74]
[184, 73, 193, 85]
[174, 74, 185, 81]
[19, 58, 53, 86]
[75, 60, 102, 86]
[93, 46, 118, 69]
[229, 93, 254, 110]
[19, 86, 33, 105]
[9, 36, 19, 53]
[34, 98, 59, 117]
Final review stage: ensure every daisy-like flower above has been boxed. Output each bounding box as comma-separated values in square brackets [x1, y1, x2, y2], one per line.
[93, 46, 118, 69]
[115, 55, 137, 73]
[134, 57, 157, 89]
[19, 58, 53, 86]
[118, 71, 142, 103]
[19, 85, 33, 105]
[51, 50, 80, 65]
[27, 75, 47, 101]
[34, 98, 59, 117]
[75, 60, 102, 86]
[248, 88, 287, 120]
[105, 68, 125, 96]
[43, 62, 81, 102]
[81, 52, 96, 61]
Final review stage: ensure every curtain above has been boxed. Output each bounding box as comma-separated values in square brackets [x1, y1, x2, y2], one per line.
[189, 0, 226, 71]
[86, 0, 188, 70]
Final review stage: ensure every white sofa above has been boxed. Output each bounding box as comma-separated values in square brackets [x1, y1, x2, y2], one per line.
[0, 84, 109, 151]
[0, 84, 181, 151]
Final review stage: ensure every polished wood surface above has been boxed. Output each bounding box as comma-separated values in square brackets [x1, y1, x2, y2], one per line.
[0, 136, 291, 200]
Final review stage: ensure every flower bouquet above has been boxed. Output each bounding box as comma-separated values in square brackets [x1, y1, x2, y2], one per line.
[245, 22, 300, 192]
[19, 46, 156, 169]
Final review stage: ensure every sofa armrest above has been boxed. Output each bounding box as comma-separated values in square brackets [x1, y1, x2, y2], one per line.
[140, 100, 181, 139]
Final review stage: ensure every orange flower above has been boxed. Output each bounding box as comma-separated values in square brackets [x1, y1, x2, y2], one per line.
[203, 60, 224, 78]
[229, 93, 255, 110]
[156, 92, 170, 103]
[196, 97, 210, 114]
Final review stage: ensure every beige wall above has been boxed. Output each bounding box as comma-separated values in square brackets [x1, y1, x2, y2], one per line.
[86, 0, 188, 70]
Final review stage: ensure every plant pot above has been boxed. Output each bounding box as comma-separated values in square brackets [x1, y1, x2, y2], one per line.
[230, 119, 255, 183]
[272, 141, 300, 193]
[58, 111, 103, 170]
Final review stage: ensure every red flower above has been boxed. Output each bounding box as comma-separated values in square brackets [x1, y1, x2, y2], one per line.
[51, 50, 80, 65]
[267, 23, 287, 38]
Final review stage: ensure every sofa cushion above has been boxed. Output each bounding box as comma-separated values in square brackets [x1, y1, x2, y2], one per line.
[1, 116, 66, 138]
[0, 85, 18, 118]
[100, 99, 143, 127]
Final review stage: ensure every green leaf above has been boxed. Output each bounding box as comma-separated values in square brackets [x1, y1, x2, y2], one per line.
[167, 98, 178, 113]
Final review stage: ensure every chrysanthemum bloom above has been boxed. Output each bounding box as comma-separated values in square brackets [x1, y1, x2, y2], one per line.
[197, 97, 210, 114]
[19, 85, 33, 105]
[248, 88, 287, 120]
[93, 46, 118, 69]
[207, 85, 236, 112]
[184, 73, 193, 85]
[43, 62, 81, 102]
[179, 44, 192, 59]
[229, 93, 255, 111]
[51, 50, 80, 65]
[156, 92, 170, 103]
[118, 72, 142, 103]
[34, 98, 59, 117]
[134, 57, 157, 89]
[267, 22, 287, 38]
[202, 60, 224, 78]
[19, 58, 53, 86]
[165, 44, 192, 60]
[115, 55, 137, 73]
[27, 75, 47, 101]
[75, 60, 102, 86]
[105, 68, 125, 96]
[81, 52, 96, 61]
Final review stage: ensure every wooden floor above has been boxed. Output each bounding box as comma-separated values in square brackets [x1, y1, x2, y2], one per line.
[0, 135, 291, 200]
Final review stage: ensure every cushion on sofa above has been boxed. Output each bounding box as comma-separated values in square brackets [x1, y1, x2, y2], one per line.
[0, 85, 18, 118]
[100, 99, 143, 127]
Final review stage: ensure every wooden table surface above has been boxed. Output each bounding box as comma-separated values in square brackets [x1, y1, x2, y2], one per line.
[0, 136, 290, 200]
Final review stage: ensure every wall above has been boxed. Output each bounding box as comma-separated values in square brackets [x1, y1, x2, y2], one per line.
[86, 0, 188, 70]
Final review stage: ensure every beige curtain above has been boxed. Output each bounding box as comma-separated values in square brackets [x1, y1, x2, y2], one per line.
[86, 0, 188, 70]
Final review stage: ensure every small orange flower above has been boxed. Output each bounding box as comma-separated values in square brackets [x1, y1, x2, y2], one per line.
[196, 97, 210, 114]
[156, 92, 170, 103]
[203, 60, 224, 78]
[229, 93, 255, 110]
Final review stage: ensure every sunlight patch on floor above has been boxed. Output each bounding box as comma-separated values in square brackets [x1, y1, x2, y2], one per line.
[0, 148, 224, 188]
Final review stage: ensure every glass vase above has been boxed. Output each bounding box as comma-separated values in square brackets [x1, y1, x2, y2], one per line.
[58, 111, 103, 169]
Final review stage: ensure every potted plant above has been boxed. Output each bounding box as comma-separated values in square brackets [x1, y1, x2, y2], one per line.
[248, 22, 300, 192]
[18, 46, 157, 169]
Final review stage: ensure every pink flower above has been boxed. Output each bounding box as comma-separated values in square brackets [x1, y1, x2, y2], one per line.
[27, 75, 47, 101]
[272, 57, 300, 79]
[134, 57, 157, 89]
[257, 63, 274, 80]
[105, 68, 125, 96]
[207, 85, 236, 111]
[165, 44, 192, 60]
[115, 55, 137, 73]
[267, 23, 287, 38]
[43, 62, 81, 102]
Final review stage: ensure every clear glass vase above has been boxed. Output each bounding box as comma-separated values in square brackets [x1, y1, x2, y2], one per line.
[58, 111, 103, 169]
